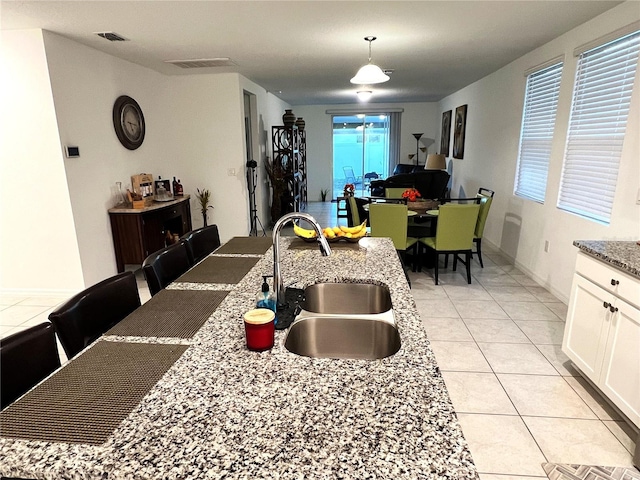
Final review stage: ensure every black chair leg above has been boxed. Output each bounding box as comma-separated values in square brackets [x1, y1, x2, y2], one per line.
[475, 238, 484, 268]
[411, 243, 417, 272]
[466, 252, 472, 284]
[417, 243, 422, 273]
[444, 253, 449, 269]
[434, 251, 439, 285]
[453, 253, 458, 271]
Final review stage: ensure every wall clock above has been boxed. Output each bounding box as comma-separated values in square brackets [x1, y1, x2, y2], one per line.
[112, 95, 145, 150]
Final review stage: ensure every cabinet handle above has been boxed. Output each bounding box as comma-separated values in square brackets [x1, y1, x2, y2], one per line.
[610, 279, 619, 286]
[609, 305, 618, 313]
[603, 301, 611, 309]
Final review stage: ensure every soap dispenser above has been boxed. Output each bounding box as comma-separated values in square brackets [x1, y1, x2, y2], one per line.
[256, 275, 277, 325]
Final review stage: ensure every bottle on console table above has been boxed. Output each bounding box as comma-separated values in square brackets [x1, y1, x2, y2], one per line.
[176, 179, 184, 196]
[172, 177, 178, 196]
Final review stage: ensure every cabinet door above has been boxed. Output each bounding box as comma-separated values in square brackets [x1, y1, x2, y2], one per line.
[599, 298, 640, 426]
[562, 274, 612, 381]
[142, 215, 166, 258]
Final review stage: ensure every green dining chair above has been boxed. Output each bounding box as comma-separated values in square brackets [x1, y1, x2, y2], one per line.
[347, 196, 361, 226]
[473, 193, 493, 268]
[385, 187, 407, 199]
[418, 203, 480, 284]
[369, 203, 418, 271]
[346, 196, 370, 227]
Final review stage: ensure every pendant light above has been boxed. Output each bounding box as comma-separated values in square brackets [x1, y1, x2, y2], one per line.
[350, 36, 390, 85]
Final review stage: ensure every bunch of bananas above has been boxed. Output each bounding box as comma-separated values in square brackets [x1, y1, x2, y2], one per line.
[323, 220, 367, 240]
[293, 223, 318, 239]
[293, 220, 368, 241]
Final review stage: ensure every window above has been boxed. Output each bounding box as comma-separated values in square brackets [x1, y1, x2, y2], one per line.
[331, 113, 396, 198]
[558, 30, 640, 224]
[514, 61, 563, 203]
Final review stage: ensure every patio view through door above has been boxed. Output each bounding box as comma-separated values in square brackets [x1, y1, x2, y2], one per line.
[332, 114, 391, 199]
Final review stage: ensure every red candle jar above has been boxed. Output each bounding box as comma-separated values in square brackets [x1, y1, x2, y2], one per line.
[244, 308, 275, 351]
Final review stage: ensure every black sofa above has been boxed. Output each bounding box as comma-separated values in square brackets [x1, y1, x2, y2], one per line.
[370, 166, 450, 200]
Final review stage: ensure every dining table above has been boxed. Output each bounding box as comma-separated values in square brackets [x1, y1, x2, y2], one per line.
[0, 235, 477, 480]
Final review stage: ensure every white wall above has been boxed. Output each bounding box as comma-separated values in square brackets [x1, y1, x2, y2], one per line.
[294, 102, 438, 201]
[0, 30, 84, 295]
[239, 76, 291, 228]
[438, 2, 640, 301]
[157, 73, 250, 241]
[43, 31, 169, 287]
[1, 30, 288, 294]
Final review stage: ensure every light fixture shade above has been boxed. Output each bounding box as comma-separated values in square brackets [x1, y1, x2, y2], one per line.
[425, 154, 447, 170]
[356, 90, 373, 101]
[350, 64, 390, 84]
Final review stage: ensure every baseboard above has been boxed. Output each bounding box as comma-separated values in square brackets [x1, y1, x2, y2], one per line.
[483, 238, 569, 305]
[0, 288, 78, 297]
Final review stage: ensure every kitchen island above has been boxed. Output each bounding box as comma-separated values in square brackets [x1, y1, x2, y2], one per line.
[563, 240, 640, 468]
[0, 237, 477, 479]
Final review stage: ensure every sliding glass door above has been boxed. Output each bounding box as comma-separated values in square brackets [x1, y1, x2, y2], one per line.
[332, 114, 390, 198]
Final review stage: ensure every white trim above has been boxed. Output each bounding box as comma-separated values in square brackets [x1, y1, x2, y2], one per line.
[0, 288, 79, 297]
[326, 107, 404, 114]
[524, 54, 565, 77]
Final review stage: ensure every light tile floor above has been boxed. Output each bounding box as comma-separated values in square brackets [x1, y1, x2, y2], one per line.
[409, 243, 638, 478]
[1, 202, 637, 477]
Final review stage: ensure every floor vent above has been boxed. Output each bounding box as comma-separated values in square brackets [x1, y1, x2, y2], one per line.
[165, 58, 237, 69]
[95, 32, 129, 42]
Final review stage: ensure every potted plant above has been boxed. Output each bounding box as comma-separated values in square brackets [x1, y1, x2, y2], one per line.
[196, 188, 214, 226]
[343, 183, 355, 197]
[402, 187, 429, 214]
[320, 188, 329, 202]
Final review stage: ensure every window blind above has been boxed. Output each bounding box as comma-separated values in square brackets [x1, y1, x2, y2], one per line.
[514, 62, 563, 203]
[558, 30, 640, 224]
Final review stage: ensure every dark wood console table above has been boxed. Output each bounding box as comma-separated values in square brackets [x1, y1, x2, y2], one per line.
[109, 196, 192, 272]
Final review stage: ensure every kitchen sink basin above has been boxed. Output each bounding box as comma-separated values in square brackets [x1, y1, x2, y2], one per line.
[284, 316, 401, 360]
[301, 283, 392, 315]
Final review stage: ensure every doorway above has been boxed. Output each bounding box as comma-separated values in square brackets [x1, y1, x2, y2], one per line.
[332, 114, 390, 198]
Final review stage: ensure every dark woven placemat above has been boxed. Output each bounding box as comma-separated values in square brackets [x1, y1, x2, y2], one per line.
[288, 237, 363, 250]
[176, 256, 259, 284]
[0, 341, 188, 445]
[214, 236, 272, 255]
[106, 289, 229, 338]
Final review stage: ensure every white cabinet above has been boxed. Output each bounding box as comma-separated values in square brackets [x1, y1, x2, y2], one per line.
[563, 252, 640, 427]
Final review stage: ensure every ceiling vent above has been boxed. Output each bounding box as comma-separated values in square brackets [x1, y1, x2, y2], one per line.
[165, 58, 237, 69]
[95, 32, 129, 42]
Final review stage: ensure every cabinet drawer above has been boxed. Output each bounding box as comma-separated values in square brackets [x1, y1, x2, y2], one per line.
[576, 252, 640, 308]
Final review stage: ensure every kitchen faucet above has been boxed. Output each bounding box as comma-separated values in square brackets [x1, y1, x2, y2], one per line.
[272, 212, 331, 308]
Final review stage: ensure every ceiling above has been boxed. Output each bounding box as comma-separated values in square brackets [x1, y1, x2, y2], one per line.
[1, 1, 623, 105]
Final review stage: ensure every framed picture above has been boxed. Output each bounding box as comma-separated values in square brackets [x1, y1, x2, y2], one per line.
[453, 104, 468, 159]
[440, 110, 452, 156]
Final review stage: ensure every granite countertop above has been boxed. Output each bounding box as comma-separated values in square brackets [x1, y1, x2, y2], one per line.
[0, 237, 477, 479]
[574, 240, 640, 279]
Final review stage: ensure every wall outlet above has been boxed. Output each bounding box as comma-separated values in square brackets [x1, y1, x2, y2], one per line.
[227, 168, 236, 176]
[544, 240, 550, 253]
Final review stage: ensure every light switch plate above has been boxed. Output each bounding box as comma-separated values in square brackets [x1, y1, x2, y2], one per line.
[65, 146, 80, 158]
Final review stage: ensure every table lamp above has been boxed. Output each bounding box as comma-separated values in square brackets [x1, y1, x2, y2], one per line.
[425, 154, 447, 170]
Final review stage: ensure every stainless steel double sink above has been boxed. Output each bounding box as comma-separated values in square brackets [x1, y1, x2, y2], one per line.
[284, 283, 401, 360]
